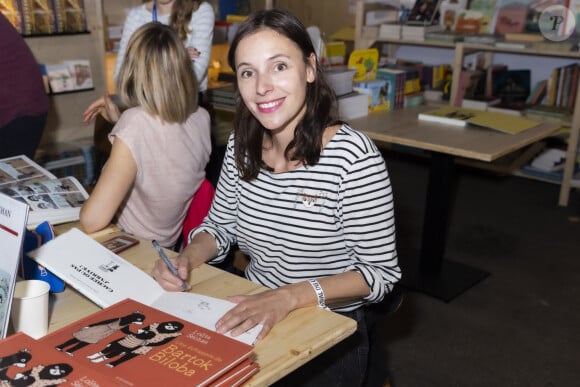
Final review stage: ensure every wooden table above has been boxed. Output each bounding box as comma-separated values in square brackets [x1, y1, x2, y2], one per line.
[349, 106, 560, 302]
[48, 226, 357, 386]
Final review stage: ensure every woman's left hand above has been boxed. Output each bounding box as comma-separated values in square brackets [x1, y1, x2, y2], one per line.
[215, 288, 294, 341]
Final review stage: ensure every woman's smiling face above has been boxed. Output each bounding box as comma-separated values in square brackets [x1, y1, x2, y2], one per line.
[234, 28, 316, 133]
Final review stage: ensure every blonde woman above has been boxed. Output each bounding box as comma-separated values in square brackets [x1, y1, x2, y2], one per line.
[80, 22, 211, 248]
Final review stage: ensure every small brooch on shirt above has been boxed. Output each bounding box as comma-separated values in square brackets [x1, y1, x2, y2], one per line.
[300, 191, 325, 208]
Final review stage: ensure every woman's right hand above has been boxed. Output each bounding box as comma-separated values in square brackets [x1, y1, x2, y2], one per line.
[83, 94, 121, 125]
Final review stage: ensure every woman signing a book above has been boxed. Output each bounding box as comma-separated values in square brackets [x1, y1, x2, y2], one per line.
[79, 22, 211, 248]
[152, 9, 401, 387]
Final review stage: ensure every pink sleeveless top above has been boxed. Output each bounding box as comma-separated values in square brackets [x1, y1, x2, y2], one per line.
[109, 106, 211, 247]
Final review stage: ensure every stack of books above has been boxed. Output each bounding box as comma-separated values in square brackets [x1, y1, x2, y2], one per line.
[206, 84, 237, 111]
[401, 24, 442, 41]
[1, 299, 259, 386]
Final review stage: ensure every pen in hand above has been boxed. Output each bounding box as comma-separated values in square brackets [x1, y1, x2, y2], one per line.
[152, 240, 189, 291]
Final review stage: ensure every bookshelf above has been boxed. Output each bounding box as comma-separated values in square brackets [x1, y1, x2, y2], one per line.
[353, 0, 580, 207]
[24, 0, 106, 148]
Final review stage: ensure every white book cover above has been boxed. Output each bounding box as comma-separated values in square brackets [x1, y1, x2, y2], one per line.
[28, 228, 260, 345]
[64, 59, 93, 90]
[46, 64, 75, 93]
[0, 193, 29, 338]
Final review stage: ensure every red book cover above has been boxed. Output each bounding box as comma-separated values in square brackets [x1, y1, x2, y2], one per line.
[0, 332, 110, 385]
[38, 298, 255, 386]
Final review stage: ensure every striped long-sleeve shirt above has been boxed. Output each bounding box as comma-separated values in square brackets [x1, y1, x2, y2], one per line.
[192, 124, 401, 312]
[113, 2, 214, 91]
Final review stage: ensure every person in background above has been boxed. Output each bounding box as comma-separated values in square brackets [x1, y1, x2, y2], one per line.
[85, 0, 214, 182]
[152, 9, 401, 386]
[0, 12, 49, 159]
[114, 0, 214, 94]
[80, 22, 211, 249]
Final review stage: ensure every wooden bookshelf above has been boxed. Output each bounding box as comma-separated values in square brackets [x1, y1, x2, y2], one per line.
[353, 0, 580, 207]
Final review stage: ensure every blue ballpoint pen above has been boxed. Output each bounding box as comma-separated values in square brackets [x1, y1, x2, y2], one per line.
[152, 240, 188, 290]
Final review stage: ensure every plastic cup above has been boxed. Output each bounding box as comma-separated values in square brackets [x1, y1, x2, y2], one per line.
[11, 280, 50, 339]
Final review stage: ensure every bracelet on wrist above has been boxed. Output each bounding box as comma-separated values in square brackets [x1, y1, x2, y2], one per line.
[308, 279, 330, 310]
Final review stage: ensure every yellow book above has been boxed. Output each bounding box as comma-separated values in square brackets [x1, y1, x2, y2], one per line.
[348, 48, 379, 81]
[418, 106, 540, 135]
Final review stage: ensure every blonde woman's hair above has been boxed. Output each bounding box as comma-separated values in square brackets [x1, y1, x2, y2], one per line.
[116, 22, 198, 123]
[170, 0, 201, 42]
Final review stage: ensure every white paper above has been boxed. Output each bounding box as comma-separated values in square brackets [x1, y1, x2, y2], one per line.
[0, 193, 29, 338]
[29, 228, 260, 345]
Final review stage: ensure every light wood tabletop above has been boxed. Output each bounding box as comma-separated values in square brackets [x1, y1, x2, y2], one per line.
[349, 105, 561, 162]
[48, 225, 357, 386]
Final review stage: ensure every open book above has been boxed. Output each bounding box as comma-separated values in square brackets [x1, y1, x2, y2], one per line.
[0, 193, 29, 338]
[28, 228, 261, 345]
[0, 155, 89, 227]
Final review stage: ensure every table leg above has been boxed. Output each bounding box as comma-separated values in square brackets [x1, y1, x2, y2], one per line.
[399, 152, 489, 302]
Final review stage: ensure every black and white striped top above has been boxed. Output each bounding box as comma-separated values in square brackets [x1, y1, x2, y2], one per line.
[192, 124, 401, 312]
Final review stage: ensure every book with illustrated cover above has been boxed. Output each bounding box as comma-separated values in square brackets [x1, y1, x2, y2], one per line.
[494, 0, 530, 35]
[452, 69, 484, 106]
[28, 228, 262, 345]
[46, 63, 75, 93]
[467, 0, 498, 33]
[406, 0, 443, 25]
[417, 105, 540, 134]
[37, 298, 256, 386]
[454, 10, 483, 33]
[0, 155, 89, 227]
[0, 193, 28, 339]
[438, 0, 468, 31]
[348, 48, 379, 81]
[0, 332, 111, 385]
[63, 59, 93, 90]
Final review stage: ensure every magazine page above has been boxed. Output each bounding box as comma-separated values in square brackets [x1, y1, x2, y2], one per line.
[0, 193, 29, 338]
[0, 155, 56, 187]
[0, 155, 89, 226]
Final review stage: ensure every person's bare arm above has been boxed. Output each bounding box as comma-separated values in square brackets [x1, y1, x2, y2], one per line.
[216, 270, 370, 341]
[80, 138, 136, 233]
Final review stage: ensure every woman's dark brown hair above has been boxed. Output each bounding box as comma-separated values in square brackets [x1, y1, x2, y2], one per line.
[227, 9, 338, 181]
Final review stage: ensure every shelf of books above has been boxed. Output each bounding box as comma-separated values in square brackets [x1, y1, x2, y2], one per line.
[1, 0, 89, 37]
[353, 0, 580, 206]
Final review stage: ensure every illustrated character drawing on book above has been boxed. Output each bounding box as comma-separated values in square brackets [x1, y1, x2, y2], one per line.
[152, 8, 401, 387]
[0, 349, 32, 378]
[0, 362, 73, 386]
[85, 321, 184, 368]
[54, 311, 145, 355]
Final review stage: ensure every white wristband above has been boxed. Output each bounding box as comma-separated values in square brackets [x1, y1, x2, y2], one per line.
[308, 279, 329, 310]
